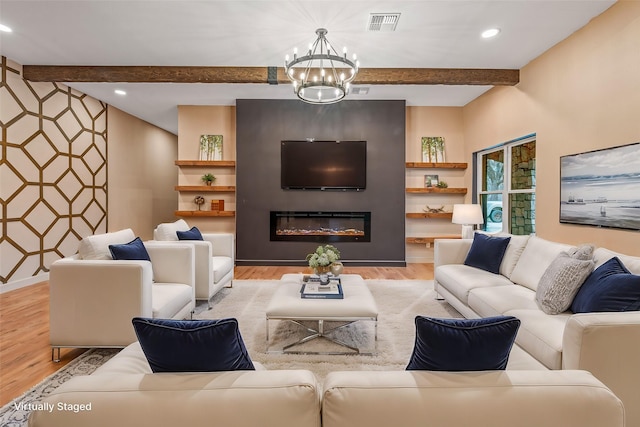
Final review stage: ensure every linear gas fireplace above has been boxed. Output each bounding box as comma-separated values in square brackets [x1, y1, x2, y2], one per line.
[270, 211, 371, 242]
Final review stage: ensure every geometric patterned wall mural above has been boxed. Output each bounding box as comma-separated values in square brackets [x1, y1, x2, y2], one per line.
[0, 57, 108, 286]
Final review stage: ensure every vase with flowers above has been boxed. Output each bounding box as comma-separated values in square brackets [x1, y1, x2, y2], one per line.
[306, 244, 341, 285]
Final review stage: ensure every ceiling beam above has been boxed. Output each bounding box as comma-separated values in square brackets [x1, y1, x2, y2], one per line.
[23, 65, 519, 86]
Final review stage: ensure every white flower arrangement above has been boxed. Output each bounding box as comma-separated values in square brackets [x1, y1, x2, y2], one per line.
[306, 244, 340, 268]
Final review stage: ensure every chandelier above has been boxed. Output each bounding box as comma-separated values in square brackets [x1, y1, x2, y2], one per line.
[284, 28, 359, 104]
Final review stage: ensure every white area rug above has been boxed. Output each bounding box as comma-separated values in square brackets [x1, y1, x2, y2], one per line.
[196, 279, 461, 382]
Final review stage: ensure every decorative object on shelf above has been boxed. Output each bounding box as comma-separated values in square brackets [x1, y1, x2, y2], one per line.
[424, 174, 439, 188]
[330, 261, 344, 277]
[201, 173, 216, 186]
[194, 196, 205, 211]
[421, 137, 446, 163]
[436, 180, 448, 188]
[423, 205, 444, 213]
[284, 28, 359, 105]
[452, 204, 484, 239]
[306, 244, 341, 285]
[199, 135, 223, 160]
[210, 199, 225, 211]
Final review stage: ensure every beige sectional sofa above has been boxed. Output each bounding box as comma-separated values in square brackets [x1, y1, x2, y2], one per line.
[435, 234, 640, 427]
[29, 343, 623, 427]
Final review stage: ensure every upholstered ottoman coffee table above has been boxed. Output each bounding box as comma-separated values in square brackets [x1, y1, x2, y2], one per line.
[266, 274, 378, 355]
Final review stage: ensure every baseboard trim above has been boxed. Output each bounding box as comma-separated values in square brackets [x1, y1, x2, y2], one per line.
[0, 273, 49, 294]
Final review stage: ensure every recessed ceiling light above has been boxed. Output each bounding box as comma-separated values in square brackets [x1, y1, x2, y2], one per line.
[481, 28, 500, 39]
[0, 24, 13, 33]
[114, 89, 127, 96]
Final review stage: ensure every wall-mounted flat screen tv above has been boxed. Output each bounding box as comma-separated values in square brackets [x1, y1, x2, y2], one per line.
[281, 140, 366, 190]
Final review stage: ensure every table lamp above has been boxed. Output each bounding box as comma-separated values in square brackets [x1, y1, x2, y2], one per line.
[452, 204, 484, 239]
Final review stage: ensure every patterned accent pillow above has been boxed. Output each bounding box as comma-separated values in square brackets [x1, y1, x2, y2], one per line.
[536, 251, 595, 315]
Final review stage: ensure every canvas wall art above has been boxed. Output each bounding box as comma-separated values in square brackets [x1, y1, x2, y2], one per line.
[560, 142, 640, 230]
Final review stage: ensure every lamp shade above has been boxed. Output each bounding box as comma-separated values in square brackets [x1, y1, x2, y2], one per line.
[452, 204, 484, 225]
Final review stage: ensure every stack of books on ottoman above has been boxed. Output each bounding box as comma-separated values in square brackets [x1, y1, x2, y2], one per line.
[300, 277, 344, 299]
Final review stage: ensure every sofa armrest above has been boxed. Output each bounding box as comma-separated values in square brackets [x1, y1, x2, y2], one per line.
[49, 259, 154, 347]
[144, 242, 195, 288]
[202, 232, 235, 259]
[30, 370, 321, 427]
[434, 239, 472, 268]
[563, 311, 640, 427]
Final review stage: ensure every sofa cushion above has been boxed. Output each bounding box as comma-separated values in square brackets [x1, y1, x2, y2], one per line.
[435, 264, 515, 305]
[177, 226, 204, 241]
[212, 256, 234, 283]
[504, 308, 571, 370]
[510, 236, 575, 291]
[468, 285, 538, 318]
[594, 247, 640, 274]
[571, 257, 640, 313]
[78, 228, 136, 260]
[535, 252, 595, 315]
[464, 233, 511, 274]
[155, 219, 190, 241]
[499, 234, 531, 279]
[132, 317, 255, 373]
[406, 315, 520, 371]
[151, 283, 193, 319]
[108, 237, 151, 262]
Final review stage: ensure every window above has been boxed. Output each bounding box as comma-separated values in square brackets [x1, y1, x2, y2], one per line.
[476, 136, 536, 235]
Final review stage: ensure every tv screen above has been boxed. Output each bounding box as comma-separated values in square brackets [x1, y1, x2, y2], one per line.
[281, 140, 367, 190]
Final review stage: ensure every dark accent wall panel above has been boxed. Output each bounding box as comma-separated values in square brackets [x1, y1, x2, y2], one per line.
[236, 99, 406, 266]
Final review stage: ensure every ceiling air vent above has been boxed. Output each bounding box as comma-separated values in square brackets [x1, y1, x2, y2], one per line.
[351, 87, 370, 95]
[368, 13, 400, 32]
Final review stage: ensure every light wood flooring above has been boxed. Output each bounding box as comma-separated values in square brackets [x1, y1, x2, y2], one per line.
[0, 264, 433, 406]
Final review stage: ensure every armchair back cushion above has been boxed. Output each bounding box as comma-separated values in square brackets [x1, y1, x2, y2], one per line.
[154, 219, 190, 241]
[78, 228, 135, 260]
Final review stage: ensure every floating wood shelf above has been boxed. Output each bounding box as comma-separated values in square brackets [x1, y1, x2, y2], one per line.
[175, 160, 236, 167]
[406, 187, 467, 194]
[175, 210, 235, 217]
[406, 162, 467, 169]
[406, 236, 461, 244]
[406, 212, 453, 219]
[175, 186, 236, 192]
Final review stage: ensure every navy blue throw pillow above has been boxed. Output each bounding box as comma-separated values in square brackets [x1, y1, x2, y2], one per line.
[571, 257, 640, 313]
[176, 226, 204, 241]
[109, 237, 151, 261]
[464, 233, 511, 274]
[132, 318, 255, 373]
[406, 316, 520, 371]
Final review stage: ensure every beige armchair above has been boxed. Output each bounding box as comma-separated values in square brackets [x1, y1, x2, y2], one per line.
[153, 220, 234, 308]
[49, 229, 195, 361]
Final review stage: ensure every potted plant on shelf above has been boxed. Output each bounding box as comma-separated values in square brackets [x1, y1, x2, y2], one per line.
[201, 173, 216, 186]
[306, 244, 342, 285]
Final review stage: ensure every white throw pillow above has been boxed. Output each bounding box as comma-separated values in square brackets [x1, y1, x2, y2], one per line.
[78, 228, 136, 260]
[510, 236, 575, 291]
[498, 234, 531, 279]
[535, 248, 595, 315]
[154, 219, 190, 241]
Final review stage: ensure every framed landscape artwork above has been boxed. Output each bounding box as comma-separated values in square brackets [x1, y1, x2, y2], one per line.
[560, 142, 640, 231]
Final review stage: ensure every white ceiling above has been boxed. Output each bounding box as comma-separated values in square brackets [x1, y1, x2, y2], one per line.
[0, 0, 615, 135]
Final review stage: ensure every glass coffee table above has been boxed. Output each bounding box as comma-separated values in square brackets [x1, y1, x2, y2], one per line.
[266, 274, 378, 355]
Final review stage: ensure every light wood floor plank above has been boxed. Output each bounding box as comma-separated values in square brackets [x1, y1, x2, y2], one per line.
[0, 264, 433, 406]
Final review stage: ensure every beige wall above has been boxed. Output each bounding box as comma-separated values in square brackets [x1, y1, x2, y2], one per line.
[176, 105, 236, 234]
[462, 0, 640, 255]
[107, 106, 178, 239]
[405, 107, 466, 262]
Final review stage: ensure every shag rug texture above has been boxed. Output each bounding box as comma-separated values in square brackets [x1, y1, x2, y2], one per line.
[0, 279, 460, 426]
